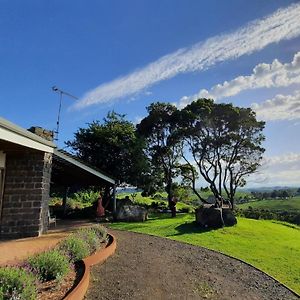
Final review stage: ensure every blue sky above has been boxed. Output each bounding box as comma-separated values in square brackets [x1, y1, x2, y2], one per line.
[1, 1, 300, 187]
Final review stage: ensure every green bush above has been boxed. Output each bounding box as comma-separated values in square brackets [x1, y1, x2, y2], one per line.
[0, 266, 37, 300]
[90, 225, 107, 243]
[71, 189, 99, 204]
[28, 249, 70, 282]
[235, 207, 300, 225]
[76, 228, 100, 255]
[58, 235, 90, 262]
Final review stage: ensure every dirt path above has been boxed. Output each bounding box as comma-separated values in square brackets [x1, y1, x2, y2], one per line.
[85, 229, 299, 300]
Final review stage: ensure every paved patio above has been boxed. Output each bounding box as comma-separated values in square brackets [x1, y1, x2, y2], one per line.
[0, 219, 96, 266]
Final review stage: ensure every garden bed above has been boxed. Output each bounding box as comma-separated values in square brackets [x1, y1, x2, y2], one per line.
[0, 225, 113, 300]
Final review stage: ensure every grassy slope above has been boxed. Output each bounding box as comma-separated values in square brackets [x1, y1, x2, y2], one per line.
[238, 196, 300, 212]
[110, 214, 300, 293]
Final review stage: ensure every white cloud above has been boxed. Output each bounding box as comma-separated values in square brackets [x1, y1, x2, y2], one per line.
[250, 153, 300, 186]
[179, 51, 300, 108]
[133, 115, 143, 125]
[73, 3, 300, 110]
[252, 89, 300, 121]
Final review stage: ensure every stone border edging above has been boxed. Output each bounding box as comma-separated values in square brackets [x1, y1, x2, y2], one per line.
[64, 233, 116, 300]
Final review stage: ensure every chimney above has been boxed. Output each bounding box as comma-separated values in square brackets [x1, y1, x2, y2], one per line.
[28, 126, 54, 141]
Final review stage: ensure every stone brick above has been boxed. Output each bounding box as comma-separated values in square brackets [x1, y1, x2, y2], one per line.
[22, 202, 32, 208]
[1, 150, 52, 239]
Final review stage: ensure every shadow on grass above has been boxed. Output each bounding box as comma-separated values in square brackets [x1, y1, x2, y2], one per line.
[167, 221, 213, 237]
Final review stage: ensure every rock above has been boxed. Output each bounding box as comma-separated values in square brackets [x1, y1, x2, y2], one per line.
[222, 209, 237, 226]
[116, 197, 134, 210]
[195, 205, 224, 229]
[116, 205, 148, 222]
[195, 206, 237, 228]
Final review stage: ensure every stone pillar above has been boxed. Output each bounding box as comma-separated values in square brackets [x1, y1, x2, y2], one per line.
[0, 150, 52, 239]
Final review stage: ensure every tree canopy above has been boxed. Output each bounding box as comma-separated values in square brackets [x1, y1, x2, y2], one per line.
[67, 99, 265, 211]
[178, 98, 265, 207]
[137, 102, 182, 203]
[66, 111, 146, 185]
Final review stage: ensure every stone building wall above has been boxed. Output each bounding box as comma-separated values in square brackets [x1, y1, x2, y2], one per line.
[0, 150, 52, 239]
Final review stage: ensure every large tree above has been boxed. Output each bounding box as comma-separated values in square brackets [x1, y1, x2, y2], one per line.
[137, 102, 182, 206]
[179, 99, 265, 208]
[66, 111, 147, 186]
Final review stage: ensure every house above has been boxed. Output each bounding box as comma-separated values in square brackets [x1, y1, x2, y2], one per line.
[0, 117, 115, 239]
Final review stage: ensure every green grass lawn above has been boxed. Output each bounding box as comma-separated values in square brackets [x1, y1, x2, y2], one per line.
[109, 214, 300, 294]
[238, 196, 300, 212]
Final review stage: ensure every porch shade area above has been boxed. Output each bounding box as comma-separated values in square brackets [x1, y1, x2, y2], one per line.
[52, 149, 115, 188]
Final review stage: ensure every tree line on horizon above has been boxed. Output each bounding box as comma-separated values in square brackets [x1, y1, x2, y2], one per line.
[66, 98, 265, 209]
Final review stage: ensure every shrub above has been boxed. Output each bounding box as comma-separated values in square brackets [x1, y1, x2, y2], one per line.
[71, 189, 99, 204]
[235, 207, 300, 225]
[90, 225, 107, 243]
[76, 228, 100, 255]
[178, 207, 190, 213]
[28, 249, 70, 282]
[0, 266, 37, 300]
[58, 235, 90, 262]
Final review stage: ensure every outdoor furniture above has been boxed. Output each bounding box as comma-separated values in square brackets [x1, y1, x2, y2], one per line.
[48, 210, 56, 227]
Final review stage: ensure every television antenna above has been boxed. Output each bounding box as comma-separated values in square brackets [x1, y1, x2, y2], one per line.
[52, 86, 78, 141]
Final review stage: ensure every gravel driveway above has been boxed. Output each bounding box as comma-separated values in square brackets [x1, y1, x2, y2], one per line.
[85, 229, 299, 300]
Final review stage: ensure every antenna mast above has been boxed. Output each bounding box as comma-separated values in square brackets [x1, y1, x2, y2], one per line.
[52, 86, 78, 141]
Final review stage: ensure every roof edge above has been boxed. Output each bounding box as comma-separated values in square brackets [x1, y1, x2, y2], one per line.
[53, 149, 115, 185]
[0, 117, 56, 148]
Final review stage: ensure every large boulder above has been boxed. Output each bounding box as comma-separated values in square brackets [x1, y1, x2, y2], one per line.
[195, 205, 224, 229]
[116, 197, 134, 210]
[116, 205, 148, 222]
[222, 208, 237, 226]
[195, 205, 237, 228]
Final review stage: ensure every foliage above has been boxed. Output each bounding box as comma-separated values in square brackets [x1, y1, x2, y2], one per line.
[27, 249, 70, 282]
[66, 111, 147, 185]
[0, 226, 108, 299]
[117, 191, 193, 212]
[0, 267, 37, 300]
[110, 214, 300, 293]
[49, 197, 62, 206]
[178, 99, 265, 207]
[238, 196, 300, 213]
[171, 183, 191, 202]
[251, 189, 295, 200]
[137, 102, 182, 204]
[58, 235, 90, 263]
[90, 225, 108, 242]
[58, 225, 106, 260]
[236, 207, 300, 225]
[71, 189, 99, 204]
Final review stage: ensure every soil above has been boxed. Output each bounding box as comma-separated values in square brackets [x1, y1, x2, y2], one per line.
[85, 229, 299, 300]
[37, 262, 84, 300]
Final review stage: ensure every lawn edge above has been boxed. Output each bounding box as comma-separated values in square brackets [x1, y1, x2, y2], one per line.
[109, 227, 300, 297]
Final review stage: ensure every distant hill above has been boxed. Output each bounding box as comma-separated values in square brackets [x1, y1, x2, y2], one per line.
[242, 186, 299, 192]
[238, 196, 300, 213]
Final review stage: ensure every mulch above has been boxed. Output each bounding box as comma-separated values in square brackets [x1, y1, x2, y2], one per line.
[85, 229, 299, 300]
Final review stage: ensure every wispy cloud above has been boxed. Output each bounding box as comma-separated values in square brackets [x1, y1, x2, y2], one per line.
[252, 89, 300, 121]
[73, 3, 300, 110]
[179, 51, 300, 107]
[251, 153, 300, 186]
